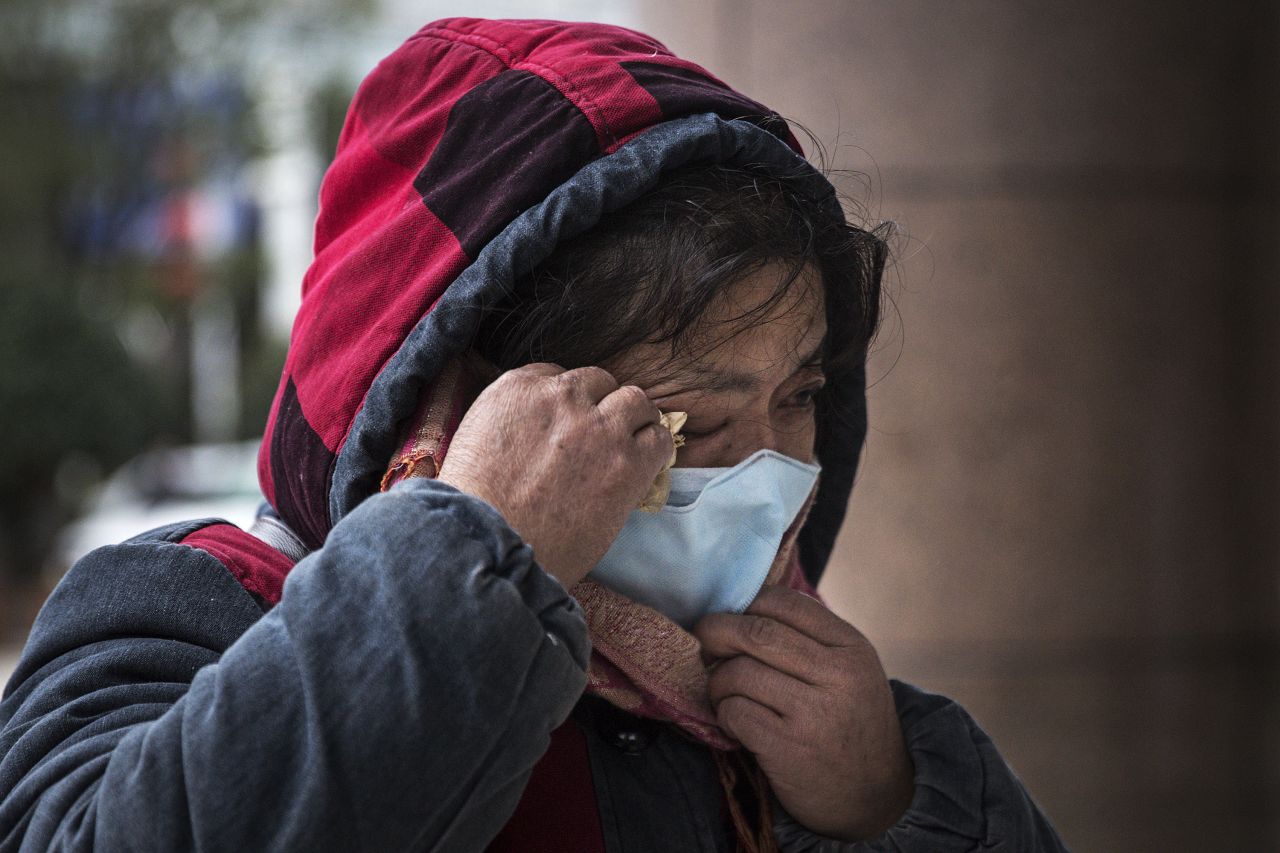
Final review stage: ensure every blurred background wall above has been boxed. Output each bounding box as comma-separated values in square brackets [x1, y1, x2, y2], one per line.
[1, 1, 1276, 850]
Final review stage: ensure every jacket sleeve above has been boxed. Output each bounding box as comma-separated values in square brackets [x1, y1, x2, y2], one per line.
[772, 679, 1069, 852]
[0, 477, 589, 852]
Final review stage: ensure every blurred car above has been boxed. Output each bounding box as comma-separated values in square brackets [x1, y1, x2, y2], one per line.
[52, 440, 264, 578]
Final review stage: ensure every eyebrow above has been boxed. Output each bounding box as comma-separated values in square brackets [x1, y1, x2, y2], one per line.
[665, 335, 828, 396]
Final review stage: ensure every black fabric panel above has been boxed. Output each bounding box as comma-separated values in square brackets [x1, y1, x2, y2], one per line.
[414, 69, 602, 259]
[620, 61, 792, 143]
[574, 695, 734, 852]
[269, 375, 335, 552]
[801, 362, 868, 588]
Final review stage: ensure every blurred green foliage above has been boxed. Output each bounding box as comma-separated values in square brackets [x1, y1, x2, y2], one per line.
[0, 0, 367, 582]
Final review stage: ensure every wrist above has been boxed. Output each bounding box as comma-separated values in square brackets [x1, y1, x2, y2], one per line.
[823, 760, 915, 842]
[434, 471, 584, 590]
[850, 775, 914, 841]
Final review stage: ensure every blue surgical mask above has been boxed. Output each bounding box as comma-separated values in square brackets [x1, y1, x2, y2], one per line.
[588, 448, 821, 629]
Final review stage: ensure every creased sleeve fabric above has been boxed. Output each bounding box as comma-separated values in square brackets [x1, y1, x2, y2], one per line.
[0, 477, 589, 852]
[773, 679, 1069, 852]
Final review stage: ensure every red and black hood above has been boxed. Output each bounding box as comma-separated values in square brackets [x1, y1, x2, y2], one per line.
[256, 17, 874, 585]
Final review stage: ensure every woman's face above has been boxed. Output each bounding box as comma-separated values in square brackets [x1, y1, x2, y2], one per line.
[606, 262, 827, 469]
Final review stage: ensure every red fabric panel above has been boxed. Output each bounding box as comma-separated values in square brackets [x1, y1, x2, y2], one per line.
[486, 720, 605, 853]
[261, 31, 495, 470]
[181, 523, 295, 606]
[315, 38, 506, 257]
[309, 121, 418, 272]
[286, 194, 466, 453]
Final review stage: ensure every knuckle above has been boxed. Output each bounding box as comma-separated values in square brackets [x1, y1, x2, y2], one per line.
[745, 615, 778, 648]
[719, 695, 751, 726]
[719, 696, 767, 737]
[638, 422, 671, 451]
[616, 384, 650, 405]
[488, 370, 522, 391]
[502, 369, 551, 396]
[555, 370, 584, 390]
[716, 655, 750, 687]
[813, 654, 850, 686]
[569, 365, 615, 386]
[514, 361, 562, 378]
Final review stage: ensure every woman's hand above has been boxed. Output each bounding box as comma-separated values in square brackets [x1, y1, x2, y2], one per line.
[436, 363, 674, 590]
[694, 586, 915, 842]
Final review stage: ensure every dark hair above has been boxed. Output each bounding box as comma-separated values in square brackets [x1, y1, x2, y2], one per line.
[473, 156, 887, 395]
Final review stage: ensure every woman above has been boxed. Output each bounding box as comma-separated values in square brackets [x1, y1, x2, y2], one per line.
[0, 17, 1066, 852]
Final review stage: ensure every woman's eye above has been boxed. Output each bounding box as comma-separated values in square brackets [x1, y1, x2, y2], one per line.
[786, 384, 824, 408]
[680, 424, 723, 440]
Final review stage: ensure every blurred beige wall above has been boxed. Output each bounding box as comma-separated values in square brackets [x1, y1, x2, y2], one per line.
[632, 2, 1280, 850]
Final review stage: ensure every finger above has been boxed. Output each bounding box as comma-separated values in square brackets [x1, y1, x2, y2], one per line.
[716, 695, 785, 751]
[554, 365, 618, 403]
[596, 384, 662, 435]
[634, 419, 675, 470]
[707, 654, 810, 719]
[634, 412, 675, 450]
[695, 612, 829, 686]
[745, 585, 856, 647]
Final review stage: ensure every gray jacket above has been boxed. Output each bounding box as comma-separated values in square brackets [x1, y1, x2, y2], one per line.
[1, 477, 1066, 851]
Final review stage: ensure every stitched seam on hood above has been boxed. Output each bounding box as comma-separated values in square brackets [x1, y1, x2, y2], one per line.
[413, 25, 619, 149]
